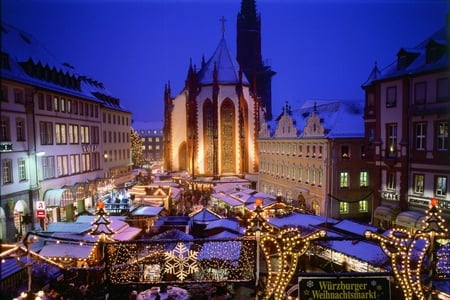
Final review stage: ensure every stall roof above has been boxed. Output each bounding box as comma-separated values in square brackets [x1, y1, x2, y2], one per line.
[332, 220, 380, 237]
[39, 243, 94, 259]
[268, 212, 333, 228]
[130, 206, 164, 216]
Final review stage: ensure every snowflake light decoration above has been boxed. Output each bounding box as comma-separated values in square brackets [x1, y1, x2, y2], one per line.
[164, 242, 198, 281]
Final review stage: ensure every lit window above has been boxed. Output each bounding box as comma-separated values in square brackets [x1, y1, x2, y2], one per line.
[53, 96, 59, 111]
[414, 174, 424, 194]
[359, 200, 368, 212]
[360, 171, 368, 188]
[341, 146, 350, 159]
[435, 176, 447, 197]
[436, 121, 448, 151]
[18, 158, 27, 181]
[339, 202, 349, 214]
[386, 124, 397, 158]
[340, 171, 349, 188]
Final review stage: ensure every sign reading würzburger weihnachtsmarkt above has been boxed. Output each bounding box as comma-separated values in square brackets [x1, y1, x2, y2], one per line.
[298, 276, 390, 300]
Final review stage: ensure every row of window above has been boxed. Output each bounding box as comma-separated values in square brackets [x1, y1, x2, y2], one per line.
[103, 149, 130, 162]
[339, 200, 369, 214]
[141, 137, 161, 143]
[2, 153, 101, 184]
[40, 122, 99, 145]
[413, 174, 447, 197]
[138, 129, 163, 135]
[102, 112, 130, 126]
[0, 117, 25, 141]
[142, 145, 161, 151]
[414, 121, 448, 151]
[37, 92, 100, 118]
[103, 130, 130, 144]
[366, 78, 448, 108]
[260, 142, 367, 160]
[260, 142, 325, 157]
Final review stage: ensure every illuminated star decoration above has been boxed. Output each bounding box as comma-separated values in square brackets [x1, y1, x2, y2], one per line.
[365, 198, 448, 300]
[164, 242, 199, 281]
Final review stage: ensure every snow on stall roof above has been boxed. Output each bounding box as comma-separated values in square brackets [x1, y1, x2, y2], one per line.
[208, 230, 242, 240]
[190, 208, 221, 224]
[268, 212, 333, 229]
[332, 220, 380, 237]
[204, 219, 241, 233]
[39, 243, 94, 259]
[131, 206, 164, 216]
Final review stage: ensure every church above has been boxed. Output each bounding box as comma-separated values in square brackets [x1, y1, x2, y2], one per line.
[163, 0, 275, 182]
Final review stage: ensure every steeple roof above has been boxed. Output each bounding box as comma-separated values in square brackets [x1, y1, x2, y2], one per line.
[197, 38, 249, 85]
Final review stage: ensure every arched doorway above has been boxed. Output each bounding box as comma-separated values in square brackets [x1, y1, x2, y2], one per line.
[13, 200, 29, 240]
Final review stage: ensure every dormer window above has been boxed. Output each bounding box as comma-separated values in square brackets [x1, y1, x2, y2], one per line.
[1, 52, 10, 70]
[426, 40, 446, 64]
[397, 48, 419, 70]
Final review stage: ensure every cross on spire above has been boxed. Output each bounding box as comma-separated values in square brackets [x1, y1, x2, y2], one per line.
[219, 16, 227, 38]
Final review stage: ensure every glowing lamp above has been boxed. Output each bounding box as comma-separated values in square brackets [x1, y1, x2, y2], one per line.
[255, 198, 262, 207]
[97, 201, 105, 209]
[431, 197, 438, 207]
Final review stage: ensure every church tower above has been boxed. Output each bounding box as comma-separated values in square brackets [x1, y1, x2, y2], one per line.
[237, 0, 276, 120]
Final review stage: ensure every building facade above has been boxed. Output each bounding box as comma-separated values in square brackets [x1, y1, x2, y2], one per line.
[0, 22, 131, 242]
[362, 17, 449, 231]
[163, 37, 262, 179]
[132, 121, 164, 164]
[258, 101, 372, 221]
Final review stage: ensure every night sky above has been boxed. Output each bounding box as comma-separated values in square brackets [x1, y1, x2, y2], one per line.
[2, 0, 448, 122]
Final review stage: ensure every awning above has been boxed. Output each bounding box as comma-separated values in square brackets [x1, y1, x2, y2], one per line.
[395, 211, 426, 230]
[374, 206, 397, 222]
[44, 189, 74, 207]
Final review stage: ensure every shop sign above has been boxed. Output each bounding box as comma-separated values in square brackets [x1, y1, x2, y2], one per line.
[298, 276, 390, 300]
[36, 200, 46, 219]
[382, 191, 399, 201]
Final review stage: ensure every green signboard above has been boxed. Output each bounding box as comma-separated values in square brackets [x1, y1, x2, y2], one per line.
[298, 276, 391, 300]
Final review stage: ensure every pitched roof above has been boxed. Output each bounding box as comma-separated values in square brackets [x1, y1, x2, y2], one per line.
[364, 24, 448, 85]
[197, 38, 249, 85]
[1, 21, 129, 112]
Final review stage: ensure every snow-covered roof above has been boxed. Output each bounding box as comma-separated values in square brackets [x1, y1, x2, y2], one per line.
[295, 100, 364, 138]
[189, 208, 221, 224]
[332, 220, 380, 237]
[204, 219, 241, 233]
[132, 121, 164, 132]
[130, 206, 164, 216]
[363, 24, 448, 85]
[197, 38, 249, 85]
[1, 22, 129, 113]
[268, 212, 333, 229]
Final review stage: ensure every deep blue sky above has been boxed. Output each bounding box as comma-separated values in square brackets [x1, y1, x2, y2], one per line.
[2, 0, 448, 122]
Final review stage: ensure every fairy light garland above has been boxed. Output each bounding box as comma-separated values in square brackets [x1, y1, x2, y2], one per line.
[245, 198, 327, 300]
[365, 198, 448, 300]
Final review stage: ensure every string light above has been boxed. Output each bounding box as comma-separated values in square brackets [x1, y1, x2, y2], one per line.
[365, 198, 448, 300]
